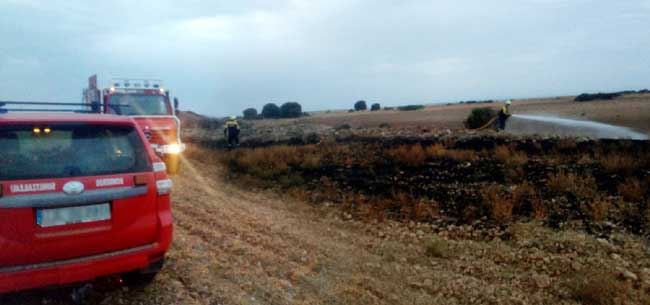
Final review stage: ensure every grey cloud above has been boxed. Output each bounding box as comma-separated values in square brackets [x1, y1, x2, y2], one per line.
[0, 0, 648, 116]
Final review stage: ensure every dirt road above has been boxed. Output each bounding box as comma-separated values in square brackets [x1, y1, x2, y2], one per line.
[3, 151, 648, 304]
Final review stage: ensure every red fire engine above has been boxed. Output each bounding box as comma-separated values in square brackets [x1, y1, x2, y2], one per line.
[83, 75, 185, 174]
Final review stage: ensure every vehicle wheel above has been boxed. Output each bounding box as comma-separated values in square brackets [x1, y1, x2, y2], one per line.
[122, 258, 164, 288]
[163, 154, 180, 175]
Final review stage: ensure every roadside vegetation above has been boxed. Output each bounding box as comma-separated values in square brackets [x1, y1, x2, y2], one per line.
[202, 137, 650, 238]
[183, 137, 650, 304]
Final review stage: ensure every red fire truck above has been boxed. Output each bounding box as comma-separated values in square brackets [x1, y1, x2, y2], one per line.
[83, 75, 185, 174]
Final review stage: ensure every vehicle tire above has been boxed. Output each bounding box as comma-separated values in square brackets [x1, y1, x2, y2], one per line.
[163, 154, 180, 175]
[122, 258, 164, 288]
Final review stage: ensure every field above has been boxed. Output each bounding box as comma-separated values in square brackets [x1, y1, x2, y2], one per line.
[285, 93, 650, 132]
[4, 94, 650, 304]
[183, 93, 650, 146]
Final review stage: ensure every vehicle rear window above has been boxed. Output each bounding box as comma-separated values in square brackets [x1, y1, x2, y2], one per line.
[0, 124, 151, 180]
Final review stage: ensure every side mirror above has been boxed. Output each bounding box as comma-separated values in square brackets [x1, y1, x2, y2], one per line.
[174, 98, 179, 113]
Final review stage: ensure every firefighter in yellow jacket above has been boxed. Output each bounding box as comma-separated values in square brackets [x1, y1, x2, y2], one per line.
[224, 116, 240, 147]
[498, 100, 512, 130]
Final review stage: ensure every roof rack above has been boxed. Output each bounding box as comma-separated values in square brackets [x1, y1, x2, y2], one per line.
[0, 101, 128, 114]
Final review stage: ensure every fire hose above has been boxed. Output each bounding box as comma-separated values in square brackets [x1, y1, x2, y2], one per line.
[467, 116, 498, 132]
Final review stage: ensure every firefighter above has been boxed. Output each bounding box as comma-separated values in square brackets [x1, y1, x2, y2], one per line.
[224, 116, 240, 147]
[497, 100, 512, 130]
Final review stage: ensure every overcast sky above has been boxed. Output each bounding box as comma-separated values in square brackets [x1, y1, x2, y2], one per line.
[1, 0, 649, 117]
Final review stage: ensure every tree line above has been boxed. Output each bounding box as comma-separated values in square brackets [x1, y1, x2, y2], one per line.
[241, 99, 429, 120]
[242, 102, 305, 119]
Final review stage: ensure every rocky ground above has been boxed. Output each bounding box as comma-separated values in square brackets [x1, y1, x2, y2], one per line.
[3, 146, 650, 305]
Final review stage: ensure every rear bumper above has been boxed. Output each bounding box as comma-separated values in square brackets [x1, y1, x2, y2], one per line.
[0, 239, 170, 293]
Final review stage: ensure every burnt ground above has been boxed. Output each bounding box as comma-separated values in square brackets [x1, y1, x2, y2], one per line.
[219, 136, 650, 238]
[1, 143, 650, 305]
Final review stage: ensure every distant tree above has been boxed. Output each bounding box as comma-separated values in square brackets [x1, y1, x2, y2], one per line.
[280, 102, 303, 118]
[261, 103, 281, 118]
[243, 108, 258, 119]
[397, 105, 425, 111]
[354, 100, 367, 111]
[574, 92, 621, 102]
[370, 103, 381, 111]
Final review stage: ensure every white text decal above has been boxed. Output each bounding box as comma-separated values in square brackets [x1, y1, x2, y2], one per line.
[10, 183, 56, 193]
[96, 178, 125, 187]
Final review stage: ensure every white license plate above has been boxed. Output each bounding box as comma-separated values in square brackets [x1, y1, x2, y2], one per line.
[36, 203, 111, 227]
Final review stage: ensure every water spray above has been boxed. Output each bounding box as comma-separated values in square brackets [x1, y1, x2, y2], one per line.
[507, 114, 648, 140]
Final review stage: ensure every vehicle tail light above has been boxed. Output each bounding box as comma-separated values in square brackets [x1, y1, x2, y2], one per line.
[156, 179, 173, 195]
[153, 162, 166, 172]
[152, 161, 171, 195]
[134, 174, 148, 186]
[0, 184, 3, 198]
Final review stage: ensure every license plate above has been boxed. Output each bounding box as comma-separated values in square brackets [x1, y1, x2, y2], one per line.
[36, 203, 111, 227]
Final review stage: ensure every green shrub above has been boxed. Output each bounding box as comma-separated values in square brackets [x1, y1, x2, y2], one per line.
[464, 107, 496, 129]
[242, 108, 258, 119]
[354, 100, 367, 111]
[262, 103, 281, 118]
[370, 103, 381, 111]
[279, 102, 303, 118]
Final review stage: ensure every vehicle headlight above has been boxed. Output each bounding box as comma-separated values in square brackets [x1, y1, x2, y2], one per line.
[165, 143, 182, 154]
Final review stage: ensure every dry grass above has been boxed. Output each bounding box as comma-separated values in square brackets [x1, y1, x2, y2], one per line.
[494, 145, 528, 166]
[577, 153, 594, 165]
[512, 182, 546, 219]
[494, 145, 528, 184]
[481, 184, 514, 223]
[617, 178, 645, 202]
[424, 144, 478, 162]
[392, 192, 439, 222]
[565, 270, 635, 305]
[225, 145, 326, 180]
[481, 183, 546, 222]
[504, 166, 526, 183]
[301, 152, 322, 169]
[385, 144, 427, 166]
[599, 153, 639, 173]
[424, 236, 450, 258]
[410, 198, 440, 222]
[582, 196, 611, 222]
[555, 138, 578, 152]
[547, 171, 597, 200]
[385, 143, 479, 165]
